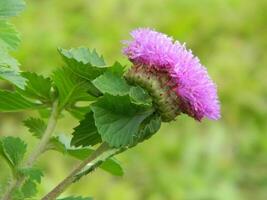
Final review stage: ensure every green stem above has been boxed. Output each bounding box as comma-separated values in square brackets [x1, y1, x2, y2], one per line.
[1, 100, 60, 200]
[27, 100, 59, 166]
[41, 143, 123, 200]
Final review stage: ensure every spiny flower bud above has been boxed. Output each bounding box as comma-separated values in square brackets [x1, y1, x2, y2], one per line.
[123, 28, 220, 122]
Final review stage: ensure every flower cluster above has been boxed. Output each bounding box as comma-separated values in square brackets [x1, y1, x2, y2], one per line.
[123, 28, 220, 121]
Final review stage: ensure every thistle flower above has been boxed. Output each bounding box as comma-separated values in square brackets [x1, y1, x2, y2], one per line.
[123, 28, 220, 122]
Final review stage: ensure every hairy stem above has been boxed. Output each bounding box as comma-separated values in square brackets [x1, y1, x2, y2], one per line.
[27, 100, 59, 166]
[42, 143, 123, 200]
[1, 100, 59, 200]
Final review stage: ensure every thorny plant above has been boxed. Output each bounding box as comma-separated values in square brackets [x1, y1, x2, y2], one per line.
[0, 1, 220, 200]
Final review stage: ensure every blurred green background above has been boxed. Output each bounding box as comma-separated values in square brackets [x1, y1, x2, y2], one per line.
[1, 0, 267, 199]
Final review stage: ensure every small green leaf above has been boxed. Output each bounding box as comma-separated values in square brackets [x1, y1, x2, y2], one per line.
[10, 189, 24, 200]
[58, 47, 107, 81]
[0, 137, 27, 167]
[19, 167, 44, 183]
[92, 69, 130, 96]
[71, 112, 102, 147]
[53, 67, 96, 109]
[0, 90, 41, 112]
[0, 20, 20, 50]
[47, 136, 67, 153]
[67, 148, 123, 176]
[0, 0, 25, 18]
[129, 86, 152, 106]
[100, 157, 124, 176]
[92, 62, 152, 106]
[23, 117, 46, 139]
[49, 134, 123, 176]
[17, 72, 52, 102]
[57, 196, 93, 200]
[91, 94, 154, 147]
[21, 179, 37, 198]
[18, 167, 43, 198]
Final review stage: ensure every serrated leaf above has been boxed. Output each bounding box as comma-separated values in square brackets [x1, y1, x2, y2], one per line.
[0, 90, 42, 112]
[0, 0, 25, 18]
[17, 72, 52, 102]
[92, 69, 130, 96]
[19, 168, 43, 183]
[71, 112, 101, 147]
[92, 62, 152, 106]
[57, 196, 93, 200]
[23, 117, 46, 139]
[0, 20, 20, 50]
[18, 167, 43, 199]
[21, 179, 37, 198]
[58, 47, 107, 81]
[0, 48, 20, 69]
[0, 66, 26, 89]
[53, 67, 96, 110]
[91, 94, 154, 147]
[0, 48, 26, 89]
[0, 137, 27, 167]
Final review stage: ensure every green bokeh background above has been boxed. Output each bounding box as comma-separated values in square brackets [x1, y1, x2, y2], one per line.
[1, 0, 267, 199]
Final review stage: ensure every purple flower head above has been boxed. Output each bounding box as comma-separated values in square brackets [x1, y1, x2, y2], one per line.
[123, 28, 220, 121]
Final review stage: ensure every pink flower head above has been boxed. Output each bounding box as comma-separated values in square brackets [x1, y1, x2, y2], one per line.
[123, 28, 220, 121]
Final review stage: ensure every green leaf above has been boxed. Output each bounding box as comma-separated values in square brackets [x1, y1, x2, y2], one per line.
[0, 0, 25, 18]
[71, 112, 102, 147]
[92, 68, 130, 96]
[53, 67, 96, 109]
[129, 86, 152, 106]
[11, 190, 24, 200]
[18, 167, 43, 198]
[58, 196, 93, 200]
[58, 47, 107, 81]
[99, 157, 124, 176]
[19, 167, 44, 183]
[17, 72, 52, 102]
[67, 106, 91, 120]
[38, 108, 52, 119]
[46, 136, 67, 153]
[0, 90, 41, 112]
[91, 94, 154, 147]
[0, 20, 20, 50]
[137, 113, 161, 143]
[0, 66, 26, 89]
[0, 48, 20, 69]
[0, 137, 27, 167]
[49, 134, 123, 176]
[0, 48, 26, 89]
[21, 179, 37, 198]
[92, 62, 152, 106]
[23, 117, 46, 139]
[67, 148, 123, 176]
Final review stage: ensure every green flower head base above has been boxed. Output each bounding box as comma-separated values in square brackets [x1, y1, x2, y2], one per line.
[123, 28, 220, 122]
